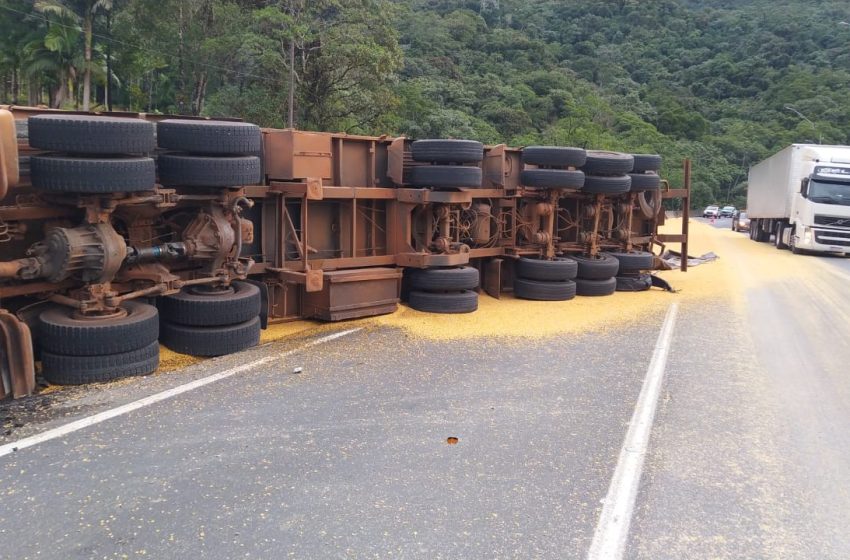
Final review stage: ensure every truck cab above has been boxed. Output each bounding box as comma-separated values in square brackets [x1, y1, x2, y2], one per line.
[748, 144, 850, 254]
[791, 164, 850, 253]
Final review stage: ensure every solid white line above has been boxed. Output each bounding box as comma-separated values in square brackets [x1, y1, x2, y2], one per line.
[0, 328, 362, 459]
[587, 303, 679, 560]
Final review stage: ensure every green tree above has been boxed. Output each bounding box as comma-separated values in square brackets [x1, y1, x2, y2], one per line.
[22, 14, 83, 108]
[34, 0, 113, 111]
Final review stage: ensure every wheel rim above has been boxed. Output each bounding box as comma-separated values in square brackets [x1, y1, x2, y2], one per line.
[188, 285, 235, 297]
[72, 306, 129, 321]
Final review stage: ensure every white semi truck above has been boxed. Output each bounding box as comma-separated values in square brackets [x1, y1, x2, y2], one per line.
[747, 144, 850, 254]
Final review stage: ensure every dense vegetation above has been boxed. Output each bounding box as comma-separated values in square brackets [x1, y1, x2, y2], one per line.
[2, 0, 849, 207]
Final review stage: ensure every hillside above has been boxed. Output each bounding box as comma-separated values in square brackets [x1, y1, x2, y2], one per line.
[1, 0, 848, 207]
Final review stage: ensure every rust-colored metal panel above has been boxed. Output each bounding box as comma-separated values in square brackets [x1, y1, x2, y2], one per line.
[0, 310, 35, 398]
[395, 189, 473, 205]
[263, 130, 333, 181]
[267, 281, 302, 322]
[334, 137, 379, 187]
[387, 137, 406, 186]
[396, 252, 470, 268]
[301, 267, 401, 321]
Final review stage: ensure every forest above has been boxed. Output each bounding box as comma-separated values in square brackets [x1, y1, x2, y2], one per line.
[1, 0, 849, 208]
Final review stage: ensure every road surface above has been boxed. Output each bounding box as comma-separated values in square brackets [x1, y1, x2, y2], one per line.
[2, 219, 849, 559]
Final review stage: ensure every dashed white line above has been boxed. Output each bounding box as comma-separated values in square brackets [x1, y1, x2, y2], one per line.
[0, 328, 361, 458]
[587, 303, 679, 560]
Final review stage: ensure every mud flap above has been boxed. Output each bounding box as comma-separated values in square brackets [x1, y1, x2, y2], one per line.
[483, 258, 502, 299]
[650, 275, 676, 293]
[0, 310, 35, 398]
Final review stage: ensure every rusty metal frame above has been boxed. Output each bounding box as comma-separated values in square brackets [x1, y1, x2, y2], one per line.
[0, 107, 691, 397]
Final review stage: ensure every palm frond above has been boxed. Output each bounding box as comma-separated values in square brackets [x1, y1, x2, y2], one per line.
[34, 1, 80, 23]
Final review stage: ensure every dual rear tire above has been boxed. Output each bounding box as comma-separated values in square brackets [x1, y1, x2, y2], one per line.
[409, 140, 483, 189]
[38, 301, 160, 385]
[406, 266, 479, 313]
[29, 114, 157, 193]
[520, 146, 586, 190]
[156, 119, 263, 188]
[571, 253, 619, 296]
[513, 256, 577, 301]
[158, 281, 262, 356]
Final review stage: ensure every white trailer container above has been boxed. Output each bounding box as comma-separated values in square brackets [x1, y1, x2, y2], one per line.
[747, 144, 850, 254]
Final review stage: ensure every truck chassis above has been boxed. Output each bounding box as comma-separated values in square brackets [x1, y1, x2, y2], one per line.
[0, 106, 690, 398]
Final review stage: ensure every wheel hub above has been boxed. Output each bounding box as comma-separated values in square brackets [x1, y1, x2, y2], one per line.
[188, 284, 234, 297]
[72, 306, 128, 321]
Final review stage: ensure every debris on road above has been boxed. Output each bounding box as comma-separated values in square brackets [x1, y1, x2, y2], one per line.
[661, 249, 719, 269]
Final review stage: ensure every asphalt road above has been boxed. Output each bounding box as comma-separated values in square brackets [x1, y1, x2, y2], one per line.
[3, 221, 850, 559]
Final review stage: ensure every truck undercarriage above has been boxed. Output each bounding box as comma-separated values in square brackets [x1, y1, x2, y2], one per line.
[0, 106, 690, 398]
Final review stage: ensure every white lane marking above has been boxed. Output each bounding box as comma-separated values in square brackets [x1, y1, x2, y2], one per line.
[0, 328, 362, 458]
[587, 303, 679, 560]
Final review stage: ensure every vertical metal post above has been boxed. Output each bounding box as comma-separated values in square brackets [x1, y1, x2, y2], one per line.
[288, 40, 295, 128]
[625, 192, 636, 253]
[351, 198, 358, 259]
[681, 159, 691, 272]
[370, 201, 378, 257]
[545, 189, 557, 258]
[301, 196, 308, 270]
[590, 194, 603, 256]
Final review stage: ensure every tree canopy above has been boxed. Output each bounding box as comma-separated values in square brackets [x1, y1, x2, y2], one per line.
[2, 0, 849, 207]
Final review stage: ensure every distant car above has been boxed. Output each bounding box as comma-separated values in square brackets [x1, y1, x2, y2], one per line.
[732, 211, 750, 232]
[720, 205, 736, 218]
[703, 205, 720, 218]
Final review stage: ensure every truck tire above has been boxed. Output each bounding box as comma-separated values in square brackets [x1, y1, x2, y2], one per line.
[749, 220, 757, 240]
[607, 251, 654, 272]
[242, 279, 270, 329]
[582, 151, 634, 175]
[39, 301, 159, 356]
[520, 169, 585, 190]
[41, 341, 160, 385]
[628, 173, 660, 191]
[513, 278, 576, 301]
[407, 290, 478, 314]
[515, 256, 578, 281]
[788, 227, 803, 254]
[521, 146, 586, 168]
[775, 223, 788, 249]
[615, 273, 652, 292]
[408, 266, 479, 291]
[160, 316, 262, 357]
[158, 282, 262, 327]
[157, 119, 261, 155]
[29, 114, 155, 155]
[572, 253, 620, 279]
[575, 277, 617, 296]
[157, 154, 262, 187]
[582, 175, 631, 195]
[411, 140, 484, 164]
[409, 165, 482, 188]
[631, 154, 662, 173]
[754, 220, 769, 242]
[31, 155, 156, 193]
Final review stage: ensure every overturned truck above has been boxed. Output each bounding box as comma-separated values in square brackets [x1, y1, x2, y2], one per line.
[0, 107, 690, 397]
